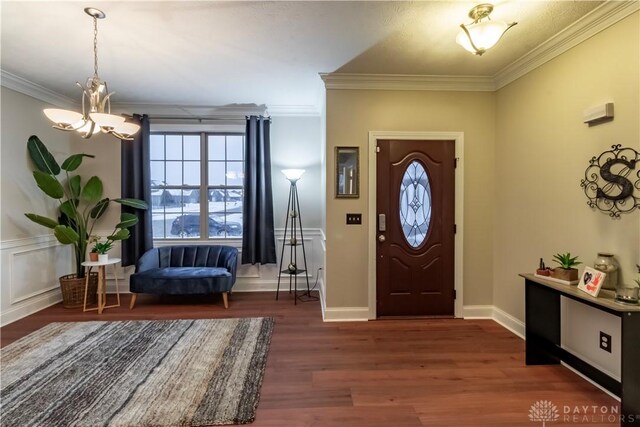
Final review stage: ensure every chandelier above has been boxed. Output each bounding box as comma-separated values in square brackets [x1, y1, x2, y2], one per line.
[43, 8, 140, 140]
[456, 3, 517, 56]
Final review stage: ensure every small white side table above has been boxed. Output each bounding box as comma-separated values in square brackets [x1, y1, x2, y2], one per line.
[81, 258, 121, 314]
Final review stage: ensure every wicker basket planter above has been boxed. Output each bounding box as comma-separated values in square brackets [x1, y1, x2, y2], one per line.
[59, 273, 98, 309]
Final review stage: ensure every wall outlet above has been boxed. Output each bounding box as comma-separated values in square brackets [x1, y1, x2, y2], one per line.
[599, 331, 612, 353]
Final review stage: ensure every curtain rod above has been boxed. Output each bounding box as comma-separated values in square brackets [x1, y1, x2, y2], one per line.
[145, 116, 271, 122]
[147, 116, 243, 122]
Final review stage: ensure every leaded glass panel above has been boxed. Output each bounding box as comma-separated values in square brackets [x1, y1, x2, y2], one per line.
[399, 161, 432, 247]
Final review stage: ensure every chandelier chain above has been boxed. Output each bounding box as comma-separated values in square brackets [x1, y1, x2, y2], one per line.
[93, 16, 99, 78]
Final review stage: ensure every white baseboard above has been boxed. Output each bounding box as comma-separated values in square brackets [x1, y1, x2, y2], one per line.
[323, 306, 369, 322]
[462, 305, 494, 319]
[0, 291, 62, 327]
[318, 304, 527, 331]
[319, 279, 327, 321]
[463, 304, 525, 339]
[492, 306, 525, 339]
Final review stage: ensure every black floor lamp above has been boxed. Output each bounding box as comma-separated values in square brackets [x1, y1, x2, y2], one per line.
[276, 169, 317, 304]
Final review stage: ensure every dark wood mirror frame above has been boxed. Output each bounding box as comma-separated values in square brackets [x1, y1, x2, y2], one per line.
[335, 146, 359, 198]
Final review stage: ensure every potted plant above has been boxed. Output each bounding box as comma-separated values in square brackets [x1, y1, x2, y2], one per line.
[24, 135, 148, 308]
[550, 252, 582, 283]
[88, 234, 100, 261]
[93, 240, 114, 263]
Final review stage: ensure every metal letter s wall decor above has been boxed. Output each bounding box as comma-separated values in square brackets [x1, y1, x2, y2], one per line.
[580, 144, 639, 217]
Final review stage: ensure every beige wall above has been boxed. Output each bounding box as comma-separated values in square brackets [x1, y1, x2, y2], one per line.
[75, 131, 124, 232]
[494, 12, 640, 321]
[325, 89, 496, 308]
[0, 87, 77, 240]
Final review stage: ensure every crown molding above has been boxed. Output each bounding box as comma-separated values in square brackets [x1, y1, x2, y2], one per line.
[320, 72, 496, 92]
[267, 105, 321, 116]
[110, 103, 321, 118]
[0, 69, 76, 109]
[494, 0, 640, 89]
[109, 103, 268, 119]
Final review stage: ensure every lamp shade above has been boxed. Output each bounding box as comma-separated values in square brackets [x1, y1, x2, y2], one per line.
[456, 20, 513, 55]
[44, 109, 84, 126]
[282, 169, 305, 182]
[113, 121, 141, 138]
[90, 112, 126, 129]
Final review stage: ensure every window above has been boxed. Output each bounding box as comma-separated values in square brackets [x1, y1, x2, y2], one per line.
[150, 132, 244, 239]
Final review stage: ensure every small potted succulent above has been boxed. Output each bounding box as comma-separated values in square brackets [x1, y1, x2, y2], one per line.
[92, 239, 114, 263]
[550, 252, 582, 283]
[88, 235, 100, 261]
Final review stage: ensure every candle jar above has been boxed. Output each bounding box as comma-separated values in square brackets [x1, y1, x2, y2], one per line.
[594, 253, 619, 290]
[615, 284, 639, 305]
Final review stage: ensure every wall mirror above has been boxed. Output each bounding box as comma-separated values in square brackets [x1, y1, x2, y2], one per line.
[335, 146, 359, 198]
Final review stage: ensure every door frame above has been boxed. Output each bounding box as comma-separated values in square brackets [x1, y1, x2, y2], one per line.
[368, 131, 464, 319]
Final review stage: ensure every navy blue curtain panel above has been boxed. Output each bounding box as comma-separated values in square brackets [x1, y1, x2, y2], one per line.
[242, 116, 276, 264]
[120, 114, 153, 266]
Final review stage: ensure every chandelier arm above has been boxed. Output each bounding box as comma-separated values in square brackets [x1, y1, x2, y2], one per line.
[495, 22, 518, 45]
[459, 24, 484, 56]
[111, 131, 135, 141]
[81, 121, 96, 139]
[103, 81, 112, 114]
[71, 117, 89, 131]
[81, 86, 88, 119]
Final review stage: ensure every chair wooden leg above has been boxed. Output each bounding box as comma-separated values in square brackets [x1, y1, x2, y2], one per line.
[129, 293, 137, 310]
[222, 292, 229, 309]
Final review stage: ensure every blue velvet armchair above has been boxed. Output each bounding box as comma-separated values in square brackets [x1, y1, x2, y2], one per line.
[129, 245, 238, 309]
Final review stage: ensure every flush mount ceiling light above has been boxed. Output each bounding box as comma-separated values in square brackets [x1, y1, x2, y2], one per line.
[43, 8, 139, 140]
[456, 3, 517, 56]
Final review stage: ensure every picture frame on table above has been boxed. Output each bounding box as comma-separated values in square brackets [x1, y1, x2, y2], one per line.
[577, 266, 606, 297]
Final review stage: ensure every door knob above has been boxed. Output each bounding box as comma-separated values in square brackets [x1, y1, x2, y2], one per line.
[378, 235, 386, 242]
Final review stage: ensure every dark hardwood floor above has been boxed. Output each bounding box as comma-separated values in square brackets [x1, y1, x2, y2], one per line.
[1, 292, 619, 426]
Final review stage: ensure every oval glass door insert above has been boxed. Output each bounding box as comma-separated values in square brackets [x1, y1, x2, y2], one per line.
[399, 160, 432, 247]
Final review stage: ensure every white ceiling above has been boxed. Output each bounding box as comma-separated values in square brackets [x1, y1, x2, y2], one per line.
[1, 1, 605, 114]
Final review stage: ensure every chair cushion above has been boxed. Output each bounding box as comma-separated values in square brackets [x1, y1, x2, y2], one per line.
[130, 267, 233, 295]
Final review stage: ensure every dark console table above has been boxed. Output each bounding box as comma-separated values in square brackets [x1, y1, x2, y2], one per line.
[521, 274, 640, 426]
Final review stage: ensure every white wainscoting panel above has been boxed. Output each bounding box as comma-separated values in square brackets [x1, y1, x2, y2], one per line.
[0, 235, 73, 326]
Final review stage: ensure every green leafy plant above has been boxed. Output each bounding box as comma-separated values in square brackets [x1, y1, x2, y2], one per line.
[92, 240, 113, 255]
[552, 252, 582, 270]
[635, 264, 640, 287]
[24, 135, 148, 277]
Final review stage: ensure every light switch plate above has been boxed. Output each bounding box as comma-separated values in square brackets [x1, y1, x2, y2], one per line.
[346, 213, 362, 225]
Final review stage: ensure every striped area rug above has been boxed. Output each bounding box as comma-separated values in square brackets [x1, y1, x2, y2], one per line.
[1, 317, 274, 427]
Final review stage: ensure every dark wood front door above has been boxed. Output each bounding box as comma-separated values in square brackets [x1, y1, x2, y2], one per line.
[376, 139, 455, 317]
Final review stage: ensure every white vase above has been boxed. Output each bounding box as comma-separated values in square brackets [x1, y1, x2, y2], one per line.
[98, 254, 109, 263]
